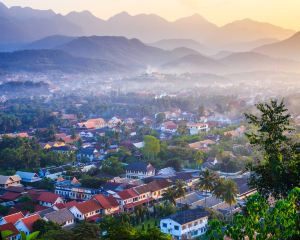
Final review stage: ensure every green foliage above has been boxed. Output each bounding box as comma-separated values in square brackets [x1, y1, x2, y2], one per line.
[101, 156, 124, 176]
[32, 219, 61, 235]
[205, 187, 300, 240]
[73, 222, 100, 240]
[142, 135, 160, 161]
[245, 99, 300, 198]
[0, 136, 72, 171]
[80, 175, 107, 189]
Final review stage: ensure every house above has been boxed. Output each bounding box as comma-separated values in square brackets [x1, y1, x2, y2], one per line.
[161, 121, 178, 133]
[37, 192, 64, 207]
[78, 118, 106, 130]
[0, 212, 24, 225]
[147, 180, 172, 200]
[160, 208, 209, 239]
[224, 125, 246, 138]
[0, 223, 20, 240]
[39, 167, 66, 180]
[188, 139, 216, 152]
[92, 194, 120, 215]
[77, 147, 98, 161]
[187, 123, 209, 135]
[69, 200, 102, 221]
[113, 189, 139, 211]
[14, 214, 40, 236]
[125, 162, 156, 179]
[44, 208, 75, 228]
[15, 171, 41, 183]
[0, 192, 22, 205]
[55, 178, 101, 201]
[0, 175, 22, 189]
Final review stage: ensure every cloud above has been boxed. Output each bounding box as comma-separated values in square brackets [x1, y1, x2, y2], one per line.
[180, 0, 200, 9]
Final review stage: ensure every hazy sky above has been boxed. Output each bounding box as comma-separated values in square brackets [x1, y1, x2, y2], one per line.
[2, 0, 300, 30]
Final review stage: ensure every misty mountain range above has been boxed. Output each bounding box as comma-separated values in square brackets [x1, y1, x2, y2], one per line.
[0, 1, 295, 52]
[1, 1, 300, 76]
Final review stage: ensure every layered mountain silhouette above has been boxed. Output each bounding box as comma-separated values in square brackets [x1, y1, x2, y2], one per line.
[2, 35, 299, 75]
[0, 1, 295, 52]
[253, 32, 300, 61]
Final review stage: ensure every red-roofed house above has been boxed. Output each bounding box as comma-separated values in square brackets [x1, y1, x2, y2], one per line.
[0, 192, 22, 202]
[0, 223, 20, 240]
[14, 214, 40, 236]
[37, 192, 64, 207]
[113, 189, 140, 210]
[92, 194, 120, 215]
[0, 212, 24, 225]
[69, 200, 102, 221]
[53, 200, 78, 210]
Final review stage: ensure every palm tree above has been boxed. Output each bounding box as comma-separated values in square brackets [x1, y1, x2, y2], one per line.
[174, 180, 186, 198]
[20, 231, 40, 240]
[212, 178, 226, 199]
[162, 188, 177, 206]
[197, 169, 218, 207]
[218, 179, 238, 216]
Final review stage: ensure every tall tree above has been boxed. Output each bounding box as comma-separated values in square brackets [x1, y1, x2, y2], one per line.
[245, 99, 300, 198]
[142, 135, 160, 161]
[197, 169, 218, 207]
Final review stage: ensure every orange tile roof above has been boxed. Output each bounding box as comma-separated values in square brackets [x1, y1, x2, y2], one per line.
[3, 212, 24, 224]
[21, 214, 40, 232]
[75, 200, 102, 214]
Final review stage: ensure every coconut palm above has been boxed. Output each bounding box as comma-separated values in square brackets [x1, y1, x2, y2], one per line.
[174, 180, 186, 198]
[197, 169, 218, 207]
[222, 179, 238, 211]
[212, 178, 226, 199]
[162, 188, 177, 206]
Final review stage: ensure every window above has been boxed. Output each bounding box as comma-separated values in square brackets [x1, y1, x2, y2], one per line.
[174, 226, 179, 230]
[162, 223, 167, 228]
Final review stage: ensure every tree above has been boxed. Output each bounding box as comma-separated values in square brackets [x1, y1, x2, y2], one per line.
[72, 222, 100, 240]
[197, 169, 218, 207]
[42, 229, 75, 240]
[155, 112, 166, 125]
[162, 188, 177, 206]
[101, 156, 124, 176]
[245, 99, 300, 198]
[220, 179, 238, 214]
[136, 227, 172, 240]
[142, 135, 160, 161]
[20, 231, 39, 240]
[194, 150, 204, 169]
[81, 175, 107, 189]
[32, 219, 61, 235]
[206, 187, 300, 240]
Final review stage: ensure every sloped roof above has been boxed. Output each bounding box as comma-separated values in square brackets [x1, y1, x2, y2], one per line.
[75, 200, 102, 214]
[37, 192, 61, 203]
[21, 214, 40, 232]
[0, 192, 21, 201]
[44, 208, 74, 225]
[117, 188, 138, 200]
[0, 223, 19, 237]
[93, 194, 119, 209]
[125, 162, 155, 172]
[165, 208, 209, 225]
[2, 211, 24, 224]
[0, 175, 21, 184]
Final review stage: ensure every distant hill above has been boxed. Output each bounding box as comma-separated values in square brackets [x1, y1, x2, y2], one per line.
[219, 52, 300, 72]
[209, 19, 294, 47]
[56, 36, 173, 66]
[150, 38, 211, 54]
[0, 1, 295, 52]
[24, 35, 76, 50]
[253, 32, 300, 61]
[0, 49, 130, 74]
[162, 54, 224, 73]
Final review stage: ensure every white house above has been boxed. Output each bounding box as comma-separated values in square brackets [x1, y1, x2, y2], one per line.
[43, 208, 75, 228]
[125, 162, 155, 179]
[187, 123, 209, 135]
[0, 175, 22, 189]
[14, 214, 40, 236]
[160, 208, 209, 240]
[69, 199, 102, 221]
[15, 171, 41, 183]
[37, 192, 64, 207]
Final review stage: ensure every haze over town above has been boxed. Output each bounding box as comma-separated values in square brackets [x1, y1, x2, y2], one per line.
[0, 1, 299, 240]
